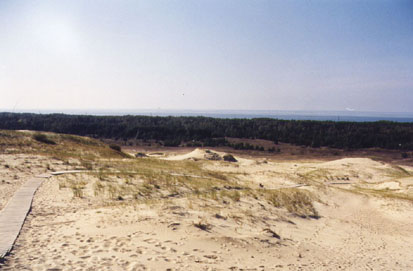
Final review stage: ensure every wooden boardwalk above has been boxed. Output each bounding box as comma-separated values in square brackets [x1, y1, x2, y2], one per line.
[0, 175, 50, 259]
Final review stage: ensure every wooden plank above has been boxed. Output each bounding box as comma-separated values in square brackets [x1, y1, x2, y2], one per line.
[0, 178, 44, 259]
[50, 170, 86, 176]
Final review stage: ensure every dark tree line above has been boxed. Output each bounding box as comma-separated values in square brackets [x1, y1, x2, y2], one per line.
[0, 112, 412, 150]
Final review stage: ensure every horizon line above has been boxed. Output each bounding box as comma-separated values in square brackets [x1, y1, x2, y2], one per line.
[2, 108, 413, 114]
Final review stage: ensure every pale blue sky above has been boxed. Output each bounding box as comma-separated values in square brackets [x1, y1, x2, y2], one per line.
[1, 0, 412, 112]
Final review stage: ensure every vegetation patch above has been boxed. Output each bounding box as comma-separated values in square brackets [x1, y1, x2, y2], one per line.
[2, 112, 412, 150]
[351, 186, 413, 202]
[33, 133, 56, 145]
[223, 154, 237, 162]
[266, 188, 319, 218]
[109, 144, 122, 152]
[2, 129, 322, 221]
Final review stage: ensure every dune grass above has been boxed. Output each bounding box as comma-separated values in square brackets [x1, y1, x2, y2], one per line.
[3, 129, 321, 217]
[71, 158, 321, 218]
[265, 188, 319, 218]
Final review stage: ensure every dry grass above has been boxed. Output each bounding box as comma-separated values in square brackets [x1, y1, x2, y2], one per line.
[64, 157, 321, 219]
[350, 186, 413, 202]
[383, 166, 412, 178]
[0, 130, 127, 160]
[265, 188, 319, 218]
[296, 169, 330, 189]
[57, 175, 87, 198]
[58, 156, 322, 218]
[1, 129, 321, 218]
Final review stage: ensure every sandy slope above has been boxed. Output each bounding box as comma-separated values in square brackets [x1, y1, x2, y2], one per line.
[1, 149, 413, 270]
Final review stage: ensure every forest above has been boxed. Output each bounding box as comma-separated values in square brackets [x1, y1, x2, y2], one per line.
[0, 112, 412, 150]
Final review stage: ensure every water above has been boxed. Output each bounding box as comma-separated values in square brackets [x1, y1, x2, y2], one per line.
[5, 109, 413, 122]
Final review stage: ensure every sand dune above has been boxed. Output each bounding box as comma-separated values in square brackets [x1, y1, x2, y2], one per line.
[1, 146, 413, 270]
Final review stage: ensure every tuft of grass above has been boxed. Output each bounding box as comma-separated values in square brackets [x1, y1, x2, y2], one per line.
[72, 186, 83, 198]
[107, 183, 119, 199]
[137, 181, 156, 198]
[58, 176, 87, 198]
[93, 181, 105, 196]
[59, 180, 69, 189]
[80, 160, 93, 170]
[220, 190, 241, 202]
[266, 188, 319, 218]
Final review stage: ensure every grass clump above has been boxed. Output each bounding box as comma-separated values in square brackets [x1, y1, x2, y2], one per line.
[72, 186, 84, 198]
[107, 184, 119, 199]
[266, 188, 319, 218]
[80, 160, 93, 170]
[57, 176, 87, 198]
[93, 181, 105, 196]
[220, 190, 241, 202]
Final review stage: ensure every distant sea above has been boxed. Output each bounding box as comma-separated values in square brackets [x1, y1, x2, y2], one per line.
[6, 109, 413, 123]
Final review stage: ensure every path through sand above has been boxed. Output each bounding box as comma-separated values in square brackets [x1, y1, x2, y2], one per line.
[0, 176, 47, 259]
[0, 171, 87, 261]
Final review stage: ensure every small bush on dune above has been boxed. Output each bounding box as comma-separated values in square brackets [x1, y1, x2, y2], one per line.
[109, 144, 121, 152]
[223, 154, 237, 162]
[33, 133, 56, 145]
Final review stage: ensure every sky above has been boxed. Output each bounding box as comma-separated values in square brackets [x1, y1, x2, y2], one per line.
[1, 0, 412, 113]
